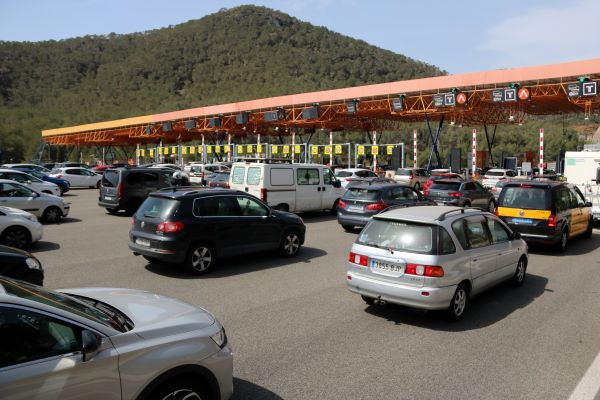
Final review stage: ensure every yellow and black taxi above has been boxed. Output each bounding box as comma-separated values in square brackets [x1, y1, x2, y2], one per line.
[496, 181, 592, 252]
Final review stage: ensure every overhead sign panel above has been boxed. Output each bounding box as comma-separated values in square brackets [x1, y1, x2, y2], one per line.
[433, 93, 457, 107]
[568, 81, 598, 97]
[491, 88, 517, 102]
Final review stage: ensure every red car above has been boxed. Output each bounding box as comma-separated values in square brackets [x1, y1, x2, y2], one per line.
[422, 173, 464, 195]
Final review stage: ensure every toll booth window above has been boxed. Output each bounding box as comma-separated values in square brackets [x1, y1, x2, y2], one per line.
[246, 167, 261, 185]
[297, 168, 319, 185]
[232, 167, 245, 185]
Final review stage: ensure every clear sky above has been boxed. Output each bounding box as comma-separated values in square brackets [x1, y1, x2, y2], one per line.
[1, 0, 599, 74]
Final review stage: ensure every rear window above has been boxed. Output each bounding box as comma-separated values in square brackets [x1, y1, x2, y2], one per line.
[499, 187, 550, 210]
[357, 219, 434, 254]
[336, 171, 352, 177]
[102, 170, 120, 187]
[396, 169, 413, 176]
[136, 197, 180, 219]
[232, 167, 245, 184]
[486, 171, 506, 177]
[430, 182, 461, 191]
[343, 188, 381, 201]
[247, 167, 261, 185]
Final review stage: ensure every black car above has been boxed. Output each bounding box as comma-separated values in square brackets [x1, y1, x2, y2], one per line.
[98, 168, 176, 215]
[0, 245, 44, 285]
[425, 179, 496, 212]
[337, 182, 433, 231]
[129, 188, 306, 274]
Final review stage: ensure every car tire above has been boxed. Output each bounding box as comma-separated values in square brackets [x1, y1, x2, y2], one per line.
[446, 283, 469, 321]
[414, 182, 421, 190]
[125, 199, 142, 216]
[463, 201, 471, 208]
[330, 199, 340, 215]
[558, 229, 568, 253]
[584, 219, 593, 239]
[511, 257, 527, 287]
[280, 229, 301, 257]
[185, 242, 216, 275]
[149, 377, 209, 400]
[274, 203, 289, 212]
[1, 226, 32, 249]
[487, 200, 496, 213]
[96, 180, 101, 189]
[42, 206, 62, 223]
[361, 295, 375, 305]
[342, 224, 354, 232]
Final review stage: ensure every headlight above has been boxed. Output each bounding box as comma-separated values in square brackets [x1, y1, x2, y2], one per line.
[210, 327, 227, 349]
[25, 257, 41, 270]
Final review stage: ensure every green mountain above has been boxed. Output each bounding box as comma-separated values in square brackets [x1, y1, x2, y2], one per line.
[0, 5, 443, 161]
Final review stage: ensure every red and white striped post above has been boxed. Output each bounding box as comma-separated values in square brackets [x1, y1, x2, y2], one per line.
[413, 129, 418, 167]
[539, 128, 544, 175]
[472, 129, 477, 176]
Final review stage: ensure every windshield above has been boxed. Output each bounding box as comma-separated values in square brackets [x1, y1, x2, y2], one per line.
[357, 219, 434, 254]
[499, 187, 550, 210]
[101, 170, 120, 187]
[0, 278, 127, 332]
[430, 182, 461, 191]
[396, 169, 413, 176]
[137, 196, 180, 219]
[486, 171, 506, 177]
[336, 171, 353, 177]
[343, 188, 381, 201]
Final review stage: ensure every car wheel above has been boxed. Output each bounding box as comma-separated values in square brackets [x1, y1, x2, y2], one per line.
[42, 190, 52, 194]
[487, 200, 496, 213]
[414, 182, 421, 190]
[274, 203, 289, 212]
[150, 377, 209, 400]
[96, 180, 101, 189]
[584, 219, 593, 238]
[125, 199, 142, 216]
[1, 226, 32, 249]
[280, 230, 301, 257]
[512, 257, 527, 287]
[463, 201, 471, 208]
[446, 283, 469, 321]
[106, 208, 119, 215]
[361, 295, 375, 305]
[42, 206, 62, 223]
[558, 229, 568, 253]
[185, 242, 215, 275]
[330, 199, 340, 215]
[342, 224, 354, 232]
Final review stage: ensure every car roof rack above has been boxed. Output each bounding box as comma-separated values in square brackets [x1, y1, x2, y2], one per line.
[437, 207, 483, 221]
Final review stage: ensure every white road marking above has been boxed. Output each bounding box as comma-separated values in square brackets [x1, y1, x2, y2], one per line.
[569, 350, 600, 400]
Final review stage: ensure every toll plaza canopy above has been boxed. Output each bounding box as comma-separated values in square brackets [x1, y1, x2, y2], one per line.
[42, 58, 600, 146]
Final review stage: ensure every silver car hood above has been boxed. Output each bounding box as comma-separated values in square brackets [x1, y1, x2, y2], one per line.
[60, 288, 215, 339]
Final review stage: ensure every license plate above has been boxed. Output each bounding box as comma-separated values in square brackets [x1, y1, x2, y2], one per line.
[347, 205, 363, 212]
[370, 259, 404, 275]
[104, 196, 113, 201]
[135, 238, 151, 247]
[512, 218, 533, 224]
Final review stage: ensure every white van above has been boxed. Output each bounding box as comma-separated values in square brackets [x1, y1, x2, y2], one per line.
[229, 161, 345, 213]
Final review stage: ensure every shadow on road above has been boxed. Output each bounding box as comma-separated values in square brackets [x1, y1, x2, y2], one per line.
[231, 378, 283, 400]
[528, 232, 600, 256]
[53, 217, 82, 225]
[298, 211, 337, 224]
[29, 241, 60, 254]
[364, 273, 549, 331]
[145, 246, 328, 279]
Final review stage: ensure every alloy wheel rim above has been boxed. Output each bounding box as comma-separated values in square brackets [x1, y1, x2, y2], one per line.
[488, 202, 495, 212]
[453, 289, 466, 316]
[284, 234, 299, 255]
[192, 247, 212, 271]
[160, 388, 203, 400]
[516, 261, 525, 282]
[6, 230, 27, 248]
[47, 209, 60, 221]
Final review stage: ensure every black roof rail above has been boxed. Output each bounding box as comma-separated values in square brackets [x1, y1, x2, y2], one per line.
[437, 207, 483, 221]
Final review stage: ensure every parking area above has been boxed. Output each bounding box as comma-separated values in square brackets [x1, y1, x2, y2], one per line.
[32, 188, 600, 399]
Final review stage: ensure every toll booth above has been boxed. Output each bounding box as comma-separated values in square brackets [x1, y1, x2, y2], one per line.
[234, 143, 268, 160]
[269, 144, 308, 163]
[354, 143, 404, 170]
[309, 143, 351, 168]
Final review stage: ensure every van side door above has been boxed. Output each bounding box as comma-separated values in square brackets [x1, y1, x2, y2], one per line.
[321, 167, 343, 210]
[295, 167, 322, 212]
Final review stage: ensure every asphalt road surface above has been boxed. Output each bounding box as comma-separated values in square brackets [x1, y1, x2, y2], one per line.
[32, 189, 600, 400]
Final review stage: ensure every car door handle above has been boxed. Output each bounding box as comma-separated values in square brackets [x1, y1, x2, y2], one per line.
[317, 187, 321, 192]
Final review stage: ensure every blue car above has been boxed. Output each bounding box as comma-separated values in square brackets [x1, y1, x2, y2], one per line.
[13, 168, 70, 195]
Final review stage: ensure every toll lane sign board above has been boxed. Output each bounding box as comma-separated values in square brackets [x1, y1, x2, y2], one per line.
[567, 81, 597, 97]
[492, 88, 518, 102]
[433, 93, 456, 107]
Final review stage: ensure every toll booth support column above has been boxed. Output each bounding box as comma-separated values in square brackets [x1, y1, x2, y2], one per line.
[329, 130, 333, 166]
[227, 134, 231, 162]
[472, 129, 477, 176]
[201, 135, 205, 163]
[135, 144, 140, 166]
[539, 128, 544, 175]
[372, 131, 377, 171]
[257, 133, 261, 158]
[413, 129, 418, 167]
[292, 131, 296, 164]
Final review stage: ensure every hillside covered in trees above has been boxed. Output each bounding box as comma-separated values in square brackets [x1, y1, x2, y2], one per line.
[0, 5, 443, 161]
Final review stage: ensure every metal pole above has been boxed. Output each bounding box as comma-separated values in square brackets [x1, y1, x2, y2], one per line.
[136, 144, 140, 166]
[347, 143, 351, 169]
[539, 128, 544, 175]
[413, 129, 418, 167]
[472, 129, 477, 176]
[257, 133, 261, 159]
[227, 134, 231, 162]
[372, 131, 377, 171]
[329, 130, 333, 166]
[102, 147, 105, 165]
[201, 135, 205, 163]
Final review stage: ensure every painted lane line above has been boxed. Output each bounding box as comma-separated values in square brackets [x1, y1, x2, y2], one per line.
[569, 350, 600, 400]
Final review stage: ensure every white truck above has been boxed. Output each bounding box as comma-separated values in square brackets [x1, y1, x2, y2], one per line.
[564, 151, 600, 220]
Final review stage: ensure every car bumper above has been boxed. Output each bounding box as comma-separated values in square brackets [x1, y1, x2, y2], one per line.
[98, 199, 121, 209]
[337, 213, 373, 227]
[31, 223, 43, 242]
[189, 176, 204, 184]
[346, 271, 456, 310]
[205, 343, 234, 400]
[516, 232, 561, 244]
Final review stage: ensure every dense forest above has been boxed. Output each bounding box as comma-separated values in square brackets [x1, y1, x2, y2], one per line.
[0, 5, 593, 165]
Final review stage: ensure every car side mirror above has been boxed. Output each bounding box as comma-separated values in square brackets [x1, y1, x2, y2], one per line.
[25, 180, 32, 184]
[81, 330, 101, 362]
[332, 180, 341, 188]
[512, 232, 522, 240]
[585, 201, 593, 208]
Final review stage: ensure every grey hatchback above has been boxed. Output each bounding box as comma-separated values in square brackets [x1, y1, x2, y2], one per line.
[425, 179, 496, 212]
[0, 277, 233, 399]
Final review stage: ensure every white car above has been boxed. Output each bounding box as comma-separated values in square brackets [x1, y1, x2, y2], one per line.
[0, 169, 61, 196]
[0, 206, 43, 249]
[482, 168, 517, 188]
[1, 163, 50, 173]
[50, 167, 102, 188]
[335, 168, 378, 188]
[0, 180, 70, 223]
[185, 163, 230, 184]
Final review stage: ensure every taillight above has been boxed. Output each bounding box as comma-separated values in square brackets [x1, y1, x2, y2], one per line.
[405, 263, 444, 277]
[131, 217, 135, 225]
[423, 189, 430, 196]
[117, 183, 122, 198]
[260, 188, 267, 202]
[55, 174, 62, 179]
[348, 252, 368, 267]
[346, 178, 353, 182]
[338, 199, 347, 209]
[366, 202, 387, 211]
[548, 215, 557, 228]
[156, 221, 185, 233]
[448, 192, 461, 198]
[224, 184, 230, 188]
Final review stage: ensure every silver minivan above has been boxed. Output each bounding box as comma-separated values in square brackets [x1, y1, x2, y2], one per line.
[346, 206, 528, 320]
